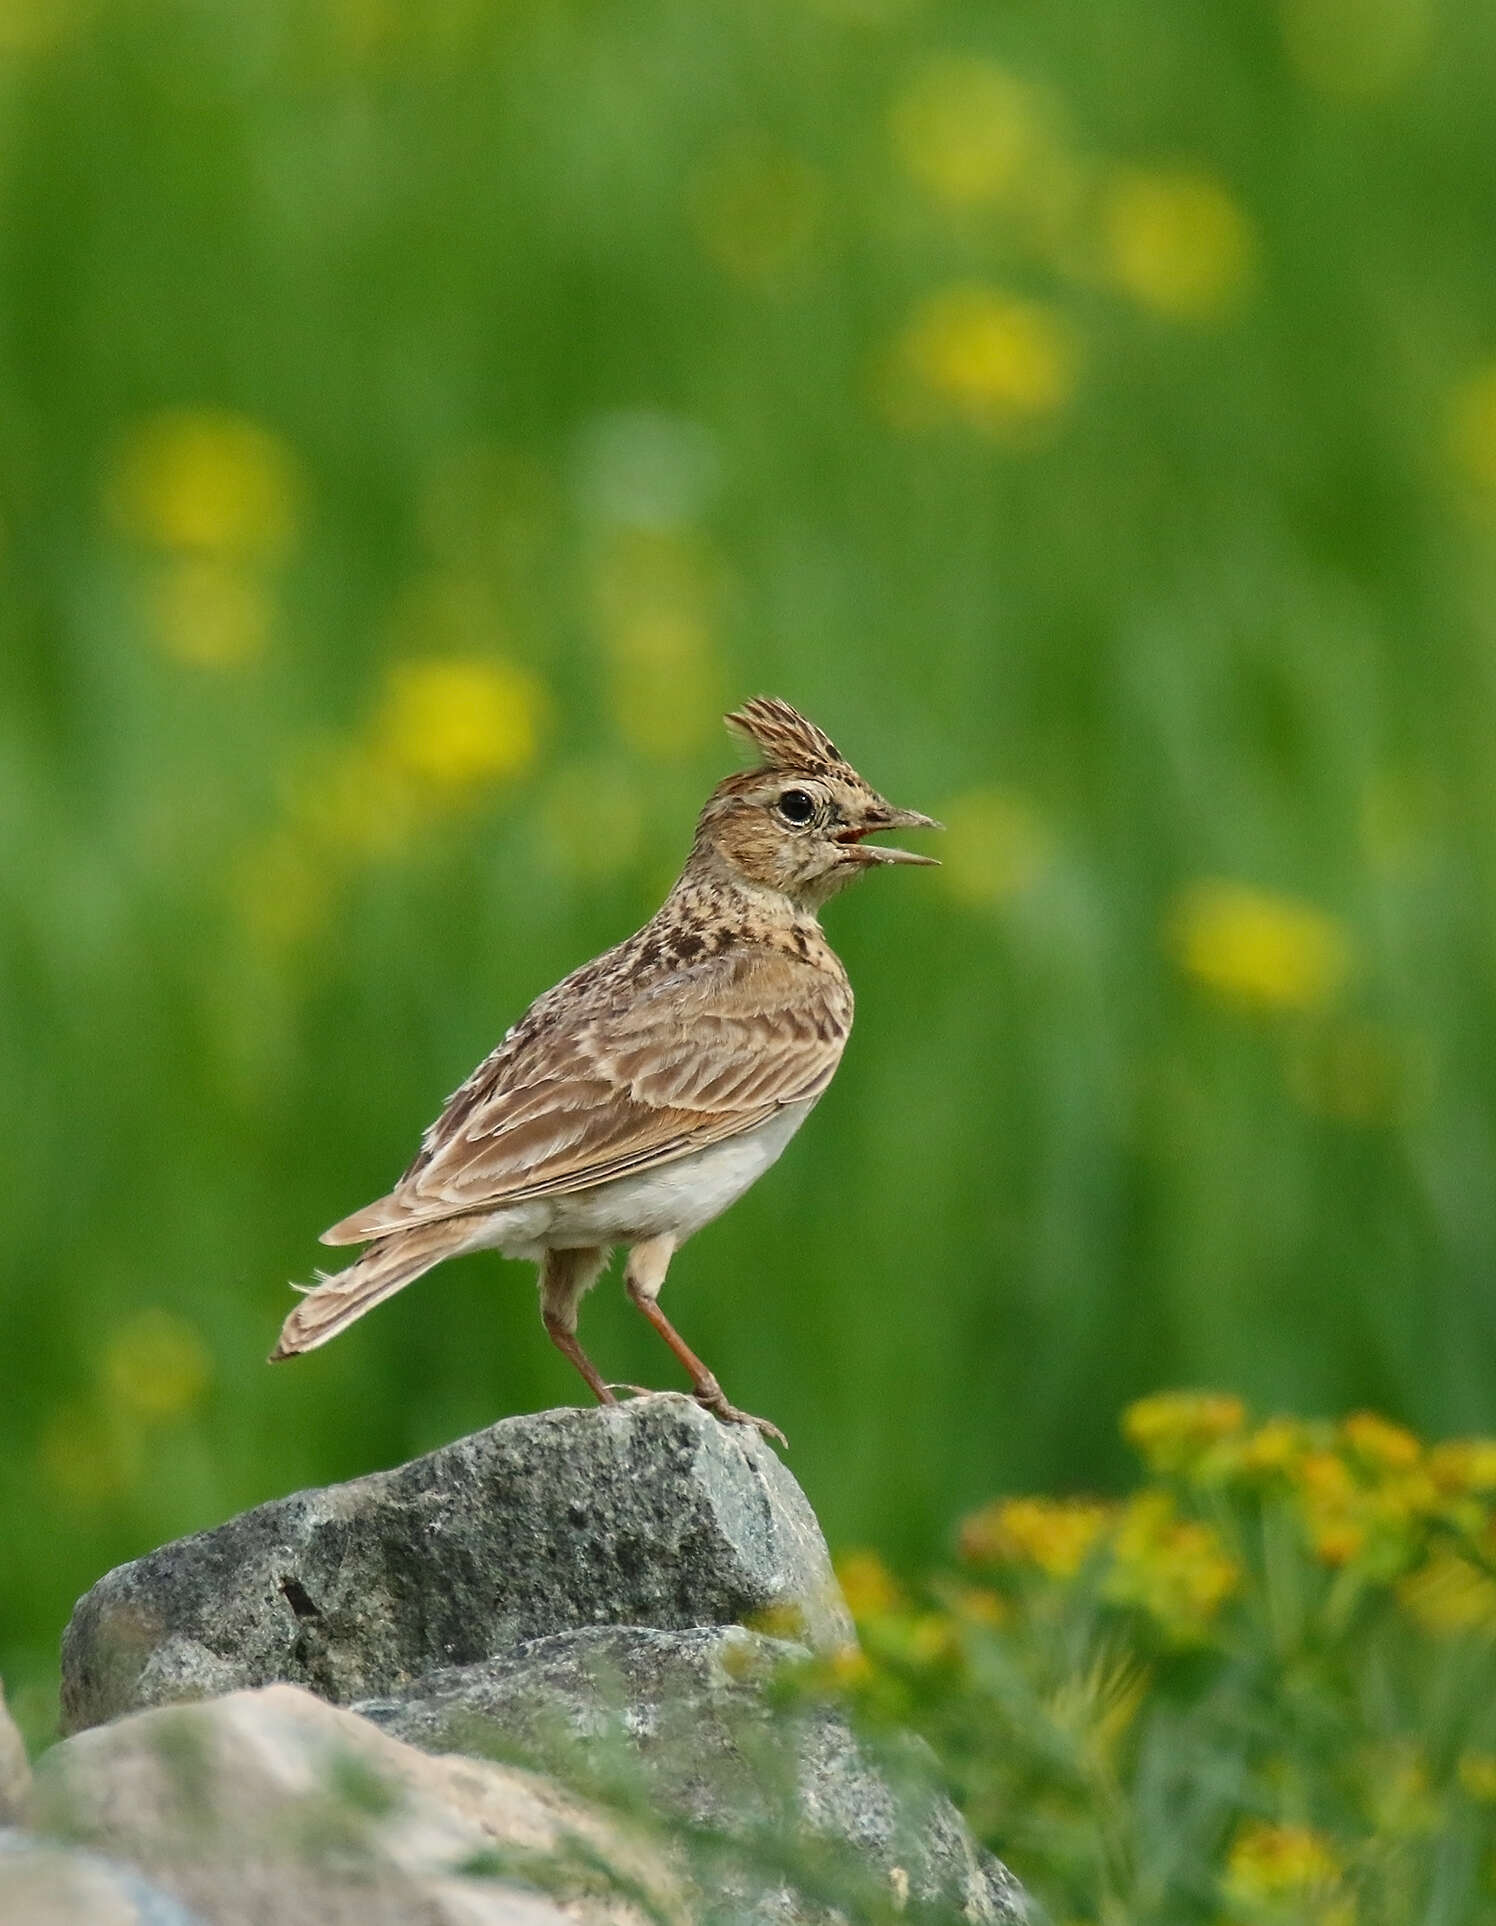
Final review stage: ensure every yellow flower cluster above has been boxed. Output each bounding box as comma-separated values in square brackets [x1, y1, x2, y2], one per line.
[890, 56, 1050, 211]
[107, 408, 303, 669]
[1101, 167, 1254, 321]
[236, 649, 545, 954]
[961, 1496, 1114, 1580]
[882, 285, 1079, 437]
[825, 1398, 1496, 1921]
[1167, 878, 1351, 1013]
[942, 1394, 1496, 1654]
[1123, 1394, 1496, 1632]
[1124, 1390, 1246, 1475]
[958, 1459, 1239, 1647]
[835, 1548, 906, 1618]
[1222, 1822, 1352, 1924]
[1104, 1491, 1241, 1645]
[875, 54, 1259, 452]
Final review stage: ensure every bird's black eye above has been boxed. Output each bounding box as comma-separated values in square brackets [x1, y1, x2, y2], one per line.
[777, 787, 816, 826]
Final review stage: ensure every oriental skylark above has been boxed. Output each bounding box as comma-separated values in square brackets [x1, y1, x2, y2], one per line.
[271, 697, 940, 1442]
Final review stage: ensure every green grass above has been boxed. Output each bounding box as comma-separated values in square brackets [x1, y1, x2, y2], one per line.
[4, 0, 1496, 1749]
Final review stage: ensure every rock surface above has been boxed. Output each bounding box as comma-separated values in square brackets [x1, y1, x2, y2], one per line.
[0, 1683, 31, 1825]
[52, 1396, 1026, 1922]
[0, 1830, 207, 1925]
[357, 1624, 1026, 1924]
[63, 1395, 852, 1733]
[30, 1683, 680, 1926]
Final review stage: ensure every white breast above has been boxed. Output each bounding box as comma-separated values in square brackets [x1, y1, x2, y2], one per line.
[475, 1100, 818, 1257]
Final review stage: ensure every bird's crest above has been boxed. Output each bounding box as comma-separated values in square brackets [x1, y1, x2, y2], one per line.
[725, 697, 845, 776]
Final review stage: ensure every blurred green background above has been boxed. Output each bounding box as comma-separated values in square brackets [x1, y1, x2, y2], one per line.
[4, 0, 1496, 1740]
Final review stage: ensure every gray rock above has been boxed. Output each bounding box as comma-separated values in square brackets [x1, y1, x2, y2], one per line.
[29, 1683, 682, 1926]
[63, 1396, 852, 1733]
[356, 1625, 1026, 1924]
[0, 1829, 207, 1925]
[0, 1682, 31, 1825]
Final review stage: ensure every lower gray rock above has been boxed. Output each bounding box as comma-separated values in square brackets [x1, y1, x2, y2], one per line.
[357, 1625, 1026, 1924]
[0, 1683, 31, 1825]
[0, 1830, 207, 1926]
[62, 1396, 853, 1732]
[29, 1683, 682, 1926]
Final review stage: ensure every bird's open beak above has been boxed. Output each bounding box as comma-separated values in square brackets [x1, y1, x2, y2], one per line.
[836, 803, 943, 866]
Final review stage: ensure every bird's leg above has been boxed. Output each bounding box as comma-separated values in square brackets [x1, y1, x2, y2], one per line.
[538, 1247, 616, 1406]
[622, 1236, 788, 1448]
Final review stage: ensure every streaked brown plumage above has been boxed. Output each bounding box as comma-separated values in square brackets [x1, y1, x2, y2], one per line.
[270, 696, 939, 1442]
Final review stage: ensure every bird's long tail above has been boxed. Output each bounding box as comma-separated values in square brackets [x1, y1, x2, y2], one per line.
[270, 1219, 478, 1360]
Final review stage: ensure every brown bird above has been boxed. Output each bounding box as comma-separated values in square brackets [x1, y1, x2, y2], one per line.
[271, 697, 940, 1442]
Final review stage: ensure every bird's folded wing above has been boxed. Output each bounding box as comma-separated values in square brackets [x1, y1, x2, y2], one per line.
[322, 949, 851, 1244]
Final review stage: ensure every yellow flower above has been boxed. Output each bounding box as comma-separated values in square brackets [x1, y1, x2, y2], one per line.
[689, 133, 823, 284]
[1458, 1752, 1496, 1803]
[1093, 1486, 1239, 1640]
[936, 787, 1049, 908]
[1340, 1411, 1421, 1473]
[1429, 1438, 1496, 1495]
[144, 557, 274, 669]
[1124, 1391, 1246, 1476]
[1310, 1519, 1368, 1566]
[1398, 1548, 1496, 1635]
[108, 408, 302, 563]
[961, 1495, 1114, 1579]
[884, 285, 1080, 435]
[943, 1584, 1007, 1627]
[374, 656, 543, 794]
[103, 1309, 213, 1422]
[1294, 1448, 1368, 1565]
[1167, 880, 1351, 1013]
[1101, 167, 1254, 322]
[1280, 0, 1430, 101]
[1446, 362, 1496, 501]
[890, 56, 1046, 208]
[1223, 1822, 1347, 1912]
[907, 1612, 961, 1665]
[1238, 1416, 1314, 1480]
[835, 1549, 904, 1620]
[1105, 1492, 1240, 1643]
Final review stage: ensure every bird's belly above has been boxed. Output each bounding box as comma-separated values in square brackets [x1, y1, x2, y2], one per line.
[530, 1099, 816, 1250]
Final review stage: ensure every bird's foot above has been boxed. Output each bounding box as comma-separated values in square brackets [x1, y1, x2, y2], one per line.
[693, 1383, 788, 1450]
[605, 1381, 787, 1448]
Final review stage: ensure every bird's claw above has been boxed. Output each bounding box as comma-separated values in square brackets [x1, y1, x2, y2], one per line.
[602, 1382, 787, 1449]
[693, 1386, 789, 1450]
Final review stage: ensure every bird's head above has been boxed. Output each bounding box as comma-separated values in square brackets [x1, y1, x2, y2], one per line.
[693, 696, 941, 907]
